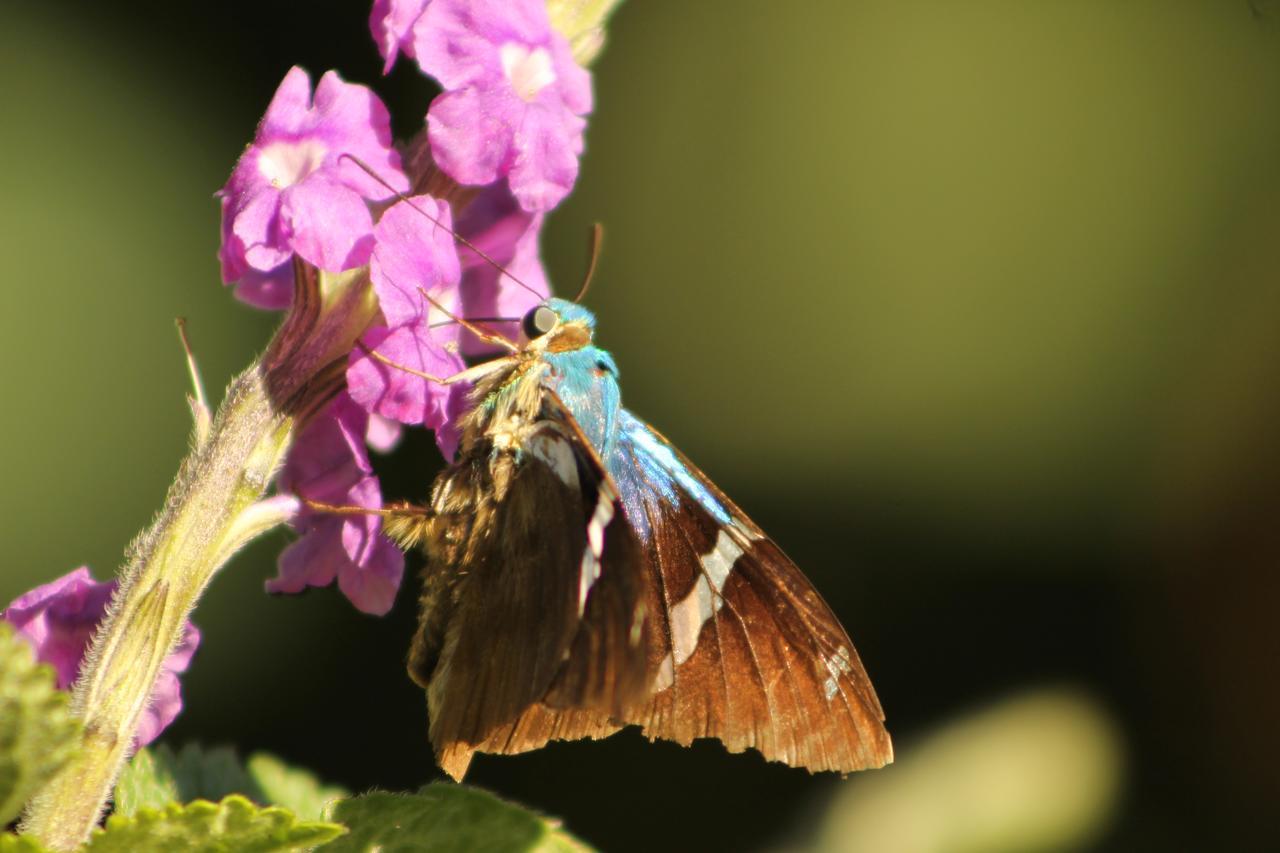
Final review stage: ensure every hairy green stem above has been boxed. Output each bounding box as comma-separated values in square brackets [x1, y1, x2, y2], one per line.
[20, 363, 293, 850]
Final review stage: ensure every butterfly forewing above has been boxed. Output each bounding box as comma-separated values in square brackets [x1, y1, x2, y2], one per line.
[411, 396, 653, 779]
[608, 412, 893, 772]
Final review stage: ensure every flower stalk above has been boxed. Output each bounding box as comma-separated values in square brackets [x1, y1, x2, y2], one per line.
[20, 364, 294, 850]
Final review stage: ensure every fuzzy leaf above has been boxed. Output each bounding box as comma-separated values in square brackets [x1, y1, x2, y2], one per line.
[113, 747, 180, 817]
[320, 785, 592, 853]
[0, 623, 81, 825]
[144, 744, 260, 804]
[85, 795, 344, 853]
[246, 754, 348, 822]
[0, 835, 53, 852]
[115, 745, 348, 821]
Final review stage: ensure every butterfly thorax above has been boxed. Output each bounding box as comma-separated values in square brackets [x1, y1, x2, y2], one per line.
[453, 298, 620, 475]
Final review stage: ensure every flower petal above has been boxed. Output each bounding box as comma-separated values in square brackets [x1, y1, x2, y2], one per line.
[369, 195, 462, 327]
[312, 71, 409, 199]
[347, 323, 464, 428]
[426, 86, 515, 189]
[370, 0, 430, 74]
[269, 521, 345, 594]
[337, 535, 404, 617]
[233, 186, 291, 273]
[280, 394, 372, 502]
[2, 568, 109, 689]
[279, 175, 376, 273]
[259, 66, 319, 139]
[413, 0, 501, 90]
[549, 31, 593, 116]
[455, 185, 548, 353]
[365, 413, 403, 452]
[231, 261, 294, 310]
[507, 101, 584, 211]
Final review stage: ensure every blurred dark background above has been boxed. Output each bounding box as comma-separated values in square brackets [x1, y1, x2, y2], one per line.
[3, 1, 1279, 850]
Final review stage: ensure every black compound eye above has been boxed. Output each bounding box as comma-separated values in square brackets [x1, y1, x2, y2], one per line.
[522, 305, 559, 339]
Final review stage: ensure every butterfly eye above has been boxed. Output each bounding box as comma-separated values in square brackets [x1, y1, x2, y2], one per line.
[522, 305, 559, 339]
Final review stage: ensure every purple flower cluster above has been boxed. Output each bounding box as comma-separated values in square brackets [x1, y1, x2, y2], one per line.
[218, 0, 589, 614]
[3, 568, 199, 748]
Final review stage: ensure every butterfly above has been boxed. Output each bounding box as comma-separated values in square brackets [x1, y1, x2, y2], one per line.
[375, 293, 894, 780]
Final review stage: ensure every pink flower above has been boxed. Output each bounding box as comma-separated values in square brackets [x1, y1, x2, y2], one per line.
[454, 183, 549, 354]
[366, 413, 403, 452]
[370, 0, 432, 74]
[368, 195, 462, 327]
[413, 0, 593, 211]
[2, 568, 200, 748]
[267, 395, 405, 616]
[218, 66, 409, 304]
[347, 194, 469, 460]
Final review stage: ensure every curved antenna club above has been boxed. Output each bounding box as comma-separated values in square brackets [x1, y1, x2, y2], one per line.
[339, 154, 544, 301]
[572, 223, 604, 304]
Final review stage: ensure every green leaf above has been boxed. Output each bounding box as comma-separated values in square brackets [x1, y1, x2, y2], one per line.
[0, 834, 53, 852]
[113, 748, 179, 817]
[0, 623, 81, 825]
[321, 785, 592, 853]
[140, 744, 261, 805]
[85, 795, 344, 853]
[114, 745, 349, 820]
[245, 754, 348, 822]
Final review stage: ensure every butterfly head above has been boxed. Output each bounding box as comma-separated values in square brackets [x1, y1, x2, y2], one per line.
[520, 297, 598, 354]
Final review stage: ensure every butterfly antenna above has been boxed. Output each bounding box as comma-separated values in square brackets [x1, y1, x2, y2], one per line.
[339, 154, 544, 301]
[572, 223, 604, 303]
[429, 316, 519, 329]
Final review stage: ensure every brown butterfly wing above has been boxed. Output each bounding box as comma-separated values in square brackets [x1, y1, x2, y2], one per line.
[412, 404, 653, 779]
[609, 411, 893, 772]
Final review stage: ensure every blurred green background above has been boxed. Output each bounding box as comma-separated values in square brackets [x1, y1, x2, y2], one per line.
[3, 1, 1279, 850]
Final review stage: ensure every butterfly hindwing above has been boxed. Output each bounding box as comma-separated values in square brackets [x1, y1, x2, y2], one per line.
[412, 395, 652, 779]
[608, 411, 893, 772]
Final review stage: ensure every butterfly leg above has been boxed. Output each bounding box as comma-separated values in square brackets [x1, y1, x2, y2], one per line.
[416, 287, 519, 352]
[302, 499, 435, 549]
[298, 494, 419, 514]
[360, 345, 519, 386]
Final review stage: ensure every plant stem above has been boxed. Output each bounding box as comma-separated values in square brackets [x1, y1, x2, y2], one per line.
[20, 363, 293, 850]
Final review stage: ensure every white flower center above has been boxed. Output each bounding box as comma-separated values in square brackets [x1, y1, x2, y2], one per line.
[500, 43, 556, 102]
[257, 139, 328, 188]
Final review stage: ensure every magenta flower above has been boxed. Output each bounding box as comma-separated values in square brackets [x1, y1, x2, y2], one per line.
[455, 183, 549, 354]
[370, 0, 431, 74]
[267, 394, 405, 616]
[366, 412, 403, 452]
[347, 194, 469, 459]
[367, 195, 462, 327]
[214, 5, 592, 617]
[413, 0, 593, 211]
[3, 567, 200, 748]
[218, 66, 409, 303]
[230, 260, 296, 310]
